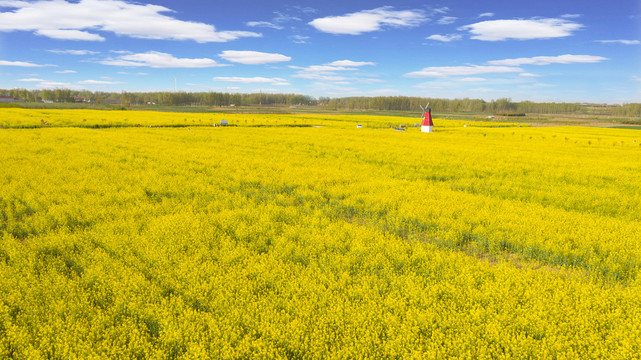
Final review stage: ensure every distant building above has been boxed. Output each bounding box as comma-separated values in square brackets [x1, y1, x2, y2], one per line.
[0, 96, 24, 103]
[104, 99, 122, 105]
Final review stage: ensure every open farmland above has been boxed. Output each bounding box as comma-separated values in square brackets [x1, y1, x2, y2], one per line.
[1, 109, 640, 358]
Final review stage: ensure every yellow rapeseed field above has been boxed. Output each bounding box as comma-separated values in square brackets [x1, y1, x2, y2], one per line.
[1, 108, 640, 358]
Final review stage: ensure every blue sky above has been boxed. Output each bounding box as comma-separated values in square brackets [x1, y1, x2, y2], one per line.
[0, 0, 639, 103]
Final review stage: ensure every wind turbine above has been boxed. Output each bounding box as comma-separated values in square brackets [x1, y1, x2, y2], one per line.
[171, 73, 182, 92]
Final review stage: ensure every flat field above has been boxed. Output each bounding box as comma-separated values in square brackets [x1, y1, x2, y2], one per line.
[1, 109, 640, 358]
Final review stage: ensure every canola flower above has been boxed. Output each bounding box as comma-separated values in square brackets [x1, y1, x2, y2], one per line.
[0, 109, 640, 358]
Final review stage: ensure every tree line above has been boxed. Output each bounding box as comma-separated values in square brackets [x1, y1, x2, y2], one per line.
[0, 89, 316, 107]
[1, 89, 639, 116]
[320, 96, 586, 114]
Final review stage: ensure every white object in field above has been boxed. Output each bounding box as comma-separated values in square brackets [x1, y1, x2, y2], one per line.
[220, 120, 228, 126]
[356, 124, 363, 128]
[421, 125, 433, 133]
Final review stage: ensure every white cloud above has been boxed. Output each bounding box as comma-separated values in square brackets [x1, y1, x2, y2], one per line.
[213, 77, 290, 86]
[437, 16, 457, 25]
[454, 77, 487, 82]
[326, 60, 375, 67]
[292, 73, 346, 81]
[289, 65, 336, 72]
[413, 80, 460, 90]
[433, 7, 449, 15]
[632, 76, 641, 82]
[273, 11, 301, 23]
[0, 0, 261, 42]
[487, 54, 608, 66]
[37, 81, 71, 87]
[309, 6, 426, 35]
[561, 14, 581, 18]
[521, 83, 556, 89]
[289, 67, 346, 81]
[416, 76, 536, 91]
[405, 65, 522, 78]
[219, 50, 291, 65]
[319, 87, 400, 97]
[292, 6, 317, 14]
[468, 87, 500, 93]
[36, 81, 82, 89]
[36, 29, 105, 41]
[117, 71, 148, 75]
[596, 40, 640, 45]
[519, 73, 542, 77]
[355, 78, 385, 84]
[246, 21, 284, 30]
[290, 65, 356, 73]
[245, 8, 313, 33]
[291, 60, 375, 81]
[55, 70, 76, 73]
[0, 60, 52, 67]
[48, 49, 99, 55]
[99, 51, 226, 68]
[478, 12, 494, 18]
[0, 1, 30, 6]
[426, 34, 462, 42]
[459, 18, 582, 41]
[290, 35, 309, 44]
[17, 78, 45, 82]
[77, 79, 125, 85]
[248, 88, 282, 93]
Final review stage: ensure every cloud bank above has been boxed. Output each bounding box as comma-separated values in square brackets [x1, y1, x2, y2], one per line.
[0, 60, 52, 67]
[78, 79, 125, 85]
[426, 34, 462, 42]
[460, 18, 582, 41]
[405, 54, 607, 79]
[405, 65, 523, 78]
[487, 54, 608, 66]
[213, 77, 290, 86]
[290, 60, 376, 81]
[0, 0, 261, 42]
[48, 49, 99, 55]
[596, 40, 640, 45]
[326, 60, 375, 67]
[99, 51, 226, 68]
[309, 7, 426, 35]
[218, 51, 291, 65]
